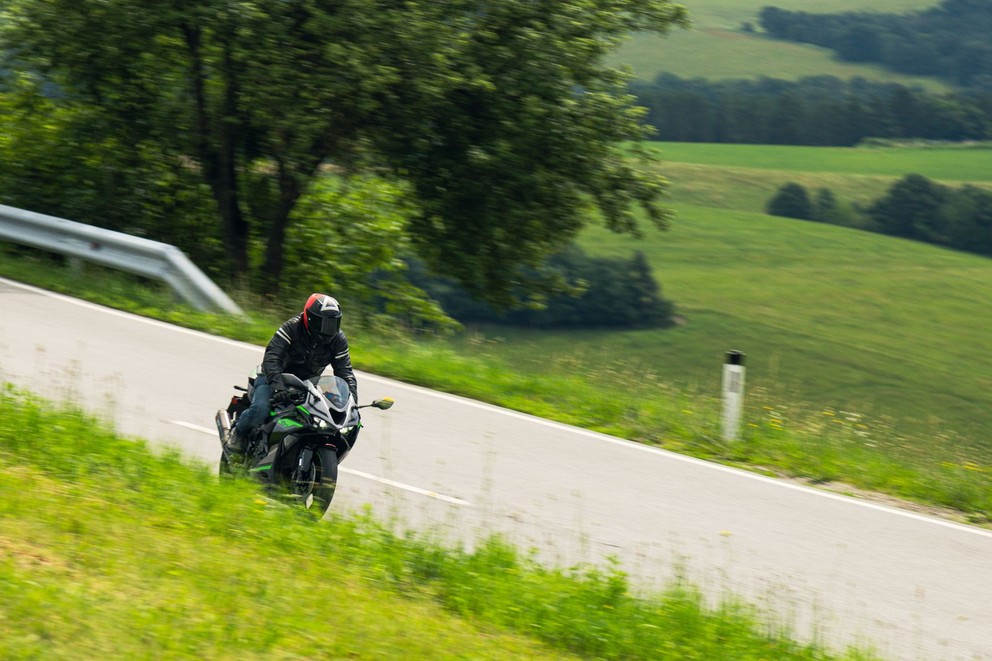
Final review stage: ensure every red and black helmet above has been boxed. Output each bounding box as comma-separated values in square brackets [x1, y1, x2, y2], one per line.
[303, 293, 342, 337]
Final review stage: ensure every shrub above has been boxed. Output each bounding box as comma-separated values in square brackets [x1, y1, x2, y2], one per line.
[766, 182, 813, 220]
[868, 174, 951, 242]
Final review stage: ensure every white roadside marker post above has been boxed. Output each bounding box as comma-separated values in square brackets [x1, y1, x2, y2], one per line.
[721, 350, 746, 442]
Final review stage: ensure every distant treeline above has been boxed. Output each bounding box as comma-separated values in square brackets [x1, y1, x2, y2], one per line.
[767, 175, 992, 258]
[759, 0, 992, 89]
[631, 75, 992, 145]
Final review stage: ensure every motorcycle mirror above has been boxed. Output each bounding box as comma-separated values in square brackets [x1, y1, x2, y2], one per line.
[372, 398, 394, 410]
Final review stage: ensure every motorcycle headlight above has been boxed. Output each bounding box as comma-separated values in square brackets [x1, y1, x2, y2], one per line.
[312, 417, 331, 430]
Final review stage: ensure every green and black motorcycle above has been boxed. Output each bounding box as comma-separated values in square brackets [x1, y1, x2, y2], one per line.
[215, 372, 393, 517]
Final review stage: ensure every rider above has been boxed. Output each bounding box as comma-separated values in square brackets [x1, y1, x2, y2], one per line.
[224, 293, 358, 454]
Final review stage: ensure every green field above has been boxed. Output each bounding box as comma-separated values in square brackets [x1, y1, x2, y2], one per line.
[612, 0, 949, 90]
[482, 144, 992, 449]
[643, 142, 992, 214]
[497, 206, 992, 441]
[644, 142, 992, 183]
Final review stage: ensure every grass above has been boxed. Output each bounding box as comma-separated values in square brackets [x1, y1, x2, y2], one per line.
[610, 0, 949, 90]
[0, 387, 877, 660]
[644, 142, 992, 183]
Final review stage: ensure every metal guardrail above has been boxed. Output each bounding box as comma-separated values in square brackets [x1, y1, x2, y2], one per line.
[0, 203, 243, 315]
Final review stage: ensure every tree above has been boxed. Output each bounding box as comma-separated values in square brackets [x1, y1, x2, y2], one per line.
[811, 187, 839, 223]
[766, 182, 812, 220]
[868, 174, 951, 242]
[1, 0, 688, 306]
[836, 25, 884, 63]
[406, 245, 675, 329]
[940, 185, 992, 256]
[280, 175, 458, 332]
[0, 73, 223, 271]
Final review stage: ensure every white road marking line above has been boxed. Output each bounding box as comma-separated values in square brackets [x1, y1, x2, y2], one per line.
[338, 468, 472, 507]
[171, 420, 219, 435]
[169, 420, 472, 507]
[7, 278, 987, 538]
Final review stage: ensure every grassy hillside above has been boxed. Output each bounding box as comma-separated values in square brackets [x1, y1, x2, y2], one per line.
[612, 0, 949, 90]
[641, 142, 992, 219]
[0, 389, 873, 660]
[644, 142, 992, 183]
[432, 141, 992, 427]
[500, 143, 992, 447]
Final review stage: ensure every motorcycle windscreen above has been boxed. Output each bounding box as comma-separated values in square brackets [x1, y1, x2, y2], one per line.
[318, 375, 352, 412]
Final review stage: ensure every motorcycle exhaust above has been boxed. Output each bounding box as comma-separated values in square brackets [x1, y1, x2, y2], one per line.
[215, 409, 232, 445]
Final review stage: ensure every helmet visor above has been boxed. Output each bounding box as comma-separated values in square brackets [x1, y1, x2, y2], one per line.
[316, 314, 341, 336]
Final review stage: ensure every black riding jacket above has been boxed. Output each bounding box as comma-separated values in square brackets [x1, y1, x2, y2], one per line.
[261, 313, 357, 400]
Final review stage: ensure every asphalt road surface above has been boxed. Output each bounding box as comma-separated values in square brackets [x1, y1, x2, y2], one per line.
[2, 277, 991, 660]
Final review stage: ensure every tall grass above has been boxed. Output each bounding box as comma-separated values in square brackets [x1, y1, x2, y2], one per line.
[0, 387, 878, 659]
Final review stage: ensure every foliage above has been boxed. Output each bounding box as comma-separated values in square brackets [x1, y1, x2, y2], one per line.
[941, 184, 992, 256]
[759, 0, 992, 89]
[280, 175, 458, 333]
[812, 187, 843, 223]
[868, 174, 951, 242]
[1, 0, 688, 305]
[409, 246, 676, 329]
[0, 387, 875, 660]
[630, 74, 992, 146]
[767, 182, 813, 220]
[0, 73, 224, 274]
[867, 174, 992, 256]
[766, 185, 845, 224]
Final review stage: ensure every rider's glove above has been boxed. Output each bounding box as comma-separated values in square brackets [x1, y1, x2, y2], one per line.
[271, 388, 291, 407]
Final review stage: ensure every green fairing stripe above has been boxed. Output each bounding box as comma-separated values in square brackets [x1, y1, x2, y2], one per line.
[249, 464, 272, 473]
[277, 418, 304, 428]
[296, 405, 310, 416]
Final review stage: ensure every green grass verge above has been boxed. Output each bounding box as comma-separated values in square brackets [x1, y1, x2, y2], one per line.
[0, 387, 877, 660]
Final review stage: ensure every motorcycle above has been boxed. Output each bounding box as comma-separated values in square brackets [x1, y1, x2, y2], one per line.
[215, 371, 393, 517]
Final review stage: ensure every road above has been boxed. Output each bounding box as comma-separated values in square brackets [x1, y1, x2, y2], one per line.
[1, 277, 990, 660]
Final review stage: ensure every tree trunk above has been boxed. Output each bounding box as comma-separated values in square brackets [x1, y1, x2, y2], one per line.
[181, 21, 250, 280]
[260, 159, 306, 296]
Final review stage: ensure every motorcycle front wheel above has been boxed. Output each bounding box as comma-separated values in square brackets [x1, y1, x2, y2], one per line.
[287, 446, 338, 518]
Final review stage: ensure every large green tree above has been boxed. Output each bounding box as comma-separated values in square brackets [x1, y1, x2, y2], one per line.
[1, 0, 687, 305]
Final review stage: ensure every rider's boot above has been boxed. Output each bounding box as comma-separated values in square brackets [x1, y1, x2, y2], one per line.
[225, 428, 247, 454]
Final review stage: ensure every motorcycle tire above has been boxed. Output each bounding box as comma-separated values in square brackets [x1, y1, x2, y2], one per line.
[287, 446, 338, 518]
